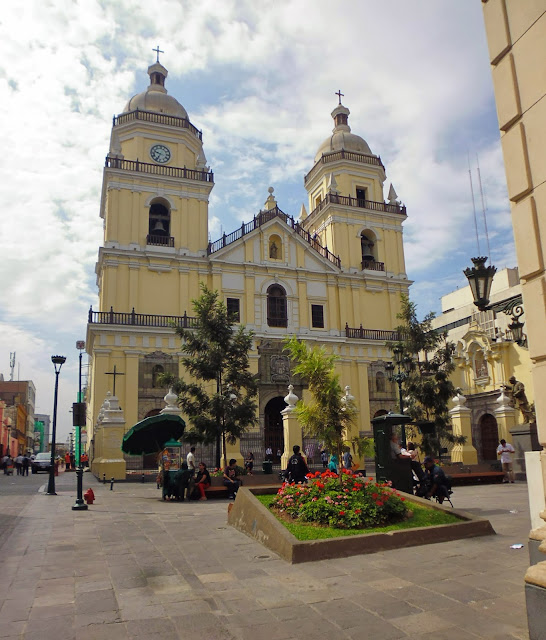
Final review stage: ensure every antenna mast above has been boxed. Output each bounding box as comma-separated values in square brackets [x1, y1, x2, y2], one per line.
[476, 155, 492, 263]
[9, 352, 15, 381]
[468, 153, 481, 255]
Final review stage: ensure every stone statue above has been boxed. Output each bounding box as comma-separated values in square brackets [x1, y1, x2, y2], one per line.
[507, 376, 535, 423]
[270, 242, 278, 259]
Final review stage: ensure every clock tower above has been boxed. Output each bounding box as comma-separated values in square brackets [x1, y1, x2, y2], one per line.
[87, 59, 214, 453]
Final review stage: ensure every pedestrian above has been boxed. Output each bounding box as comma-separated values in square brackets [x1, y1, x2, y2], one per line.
[320, 450, 328, 469]
[186, 446, 196, 497]
[244, 451, 254, 475]
[223, 458, 241, 499]
[276, 448, 282, 461]
[342, 448, 353, 471]
[15, 453, 24, 475]
[497, 438, 516, 483]
[22, 454, 30, 476]
[265, 446, 273, 461]
[2, 453, 12, 475]
[4, 454, 14, 476]
[65, 452, 71, 471]
[285, 445, 309, 484]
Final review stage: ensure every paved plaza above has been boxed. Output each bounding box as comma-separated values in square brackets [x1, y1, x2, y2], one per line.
[0, 473, 533, 639]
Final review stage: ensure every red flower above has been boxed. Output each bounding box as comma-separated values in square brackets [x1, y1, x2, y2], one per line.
[355, 509, 361, 514]
[339, 511, 345, 516]
[372, 493, 378, 499]
[400, 497, 406, 501]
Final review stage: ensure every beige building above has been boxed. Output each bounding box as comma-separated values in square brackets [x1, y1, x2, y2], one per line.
[86, 61, 411, 476]
[432, 267, 535, 463]
[481, 1, 546, 633]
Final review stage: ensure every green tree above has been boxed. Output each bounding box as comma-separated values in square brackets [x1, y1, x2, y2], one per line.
[284, 336, 371, 481]
[160, 285, 258, 468]
[389, 294, 465, 458]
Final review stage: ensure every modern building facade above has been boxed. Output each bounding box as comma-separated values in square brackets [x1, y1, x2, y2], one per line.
[86, 60, 411, 472]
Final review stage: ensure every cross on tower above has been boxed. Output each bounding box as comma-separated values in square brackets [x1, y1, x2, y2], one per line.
[105, 365, 125, 396]
[152, 45, 164, 63]
[335, 89, 344, 105]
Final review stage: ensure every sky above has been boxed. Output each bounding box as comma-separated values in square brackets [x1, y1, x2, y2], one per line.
[0, 0, 515, 443]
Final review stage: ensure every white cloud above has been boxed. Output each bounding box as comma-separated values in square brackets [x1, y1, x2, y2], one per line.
[0, 0, 512, 441]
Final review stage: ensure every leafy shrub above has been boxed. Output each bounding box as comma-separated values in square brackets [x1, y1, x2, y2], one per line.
[270, 470, 407, 529]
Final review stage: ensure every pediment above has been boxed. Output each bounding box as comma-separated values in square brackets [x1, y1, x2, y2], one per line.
[208, 216, 339, 272]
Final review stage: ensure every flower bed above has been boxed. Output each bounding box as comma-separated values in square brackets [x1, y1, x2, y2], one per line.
[270, 470, 407, 529]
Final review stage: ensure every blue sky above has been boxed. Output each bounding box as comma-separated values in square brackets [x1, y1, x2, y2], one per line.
[0, 1, 514, 441]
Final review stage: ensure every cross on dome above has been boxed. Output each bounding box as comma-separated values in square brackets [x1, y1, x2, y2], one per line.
[335, 89, 344, 105]
[152, 45, 164, 63]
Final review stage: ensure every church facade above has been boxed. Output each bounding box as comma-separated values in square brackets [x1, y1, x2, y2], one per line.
[86, 60, 411, 473]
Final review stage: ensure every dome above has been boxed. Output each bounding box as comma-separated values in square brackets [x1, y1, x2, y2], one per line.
[122, 62, 188, 119]
[314, 104, 373, 162]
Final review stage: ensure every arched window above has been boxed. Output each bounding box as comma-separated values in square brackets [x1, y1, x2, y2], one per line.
[361, 232, 375, 262]
[375, 371, 386, 392]
[267, 285, 287, 327]
[148, 200, 171, 246]
[152, 364, 164, 388]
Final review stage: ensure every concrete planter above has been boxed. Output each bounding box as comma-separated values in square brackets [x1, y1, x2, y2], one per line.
[228, 486, 496, 564]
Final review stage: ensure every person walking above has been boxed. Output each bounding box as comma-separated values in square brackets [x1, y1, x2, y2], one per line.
[15, 453, 24, 475]
[186, 447, 196, 498]
[497, 438, 516, 483]
[22, 454, 30, 476]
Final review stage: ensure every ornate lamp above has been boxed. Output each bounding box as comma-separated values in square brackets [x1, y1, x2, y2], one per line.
[463, 257, 497, 311]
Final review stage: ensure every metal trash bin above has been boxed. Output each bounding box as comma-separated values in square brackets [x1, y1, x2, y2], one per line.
[262, 460, 273, 474]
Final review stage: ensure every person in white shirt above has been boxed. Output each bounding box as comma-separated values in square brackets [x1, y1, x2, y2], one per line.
[497, 439, 515, 483]
[186, 447, 196, 499]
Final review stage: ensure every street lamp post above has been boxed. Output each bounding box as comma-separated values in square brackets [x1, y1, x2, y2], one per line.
[463, 256, 526, 345]
[72, 341, 88, 511]
[385, 347, 413, 447]
[46, 355, 66, 496]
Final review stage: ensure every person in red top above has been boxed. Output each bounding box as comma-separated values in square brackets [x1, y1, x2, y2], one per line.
[64, 452, 71, 470]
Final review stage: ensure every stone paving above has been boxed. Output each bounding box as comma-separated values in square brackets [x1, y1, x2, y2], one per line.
[0, 473, 532, 639]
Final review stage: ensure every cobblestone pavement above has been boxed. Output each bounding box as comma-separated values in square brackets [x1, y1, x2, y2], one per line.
[0, 474, 532, 639]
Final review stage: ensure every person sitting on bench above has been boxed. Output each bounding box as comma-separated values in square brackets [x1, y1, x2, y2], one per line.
[421, 456, 451, 504]
[223, 459, 241, 499]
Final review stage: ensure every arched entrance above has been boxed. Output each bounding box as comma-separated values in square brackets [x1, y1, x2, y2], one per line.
[264, 397, 286, 462]
[479, 413, 499, 461]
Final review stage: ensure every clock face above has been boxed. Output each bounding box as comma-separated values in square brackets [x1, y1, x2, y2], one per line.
[150, 144, 171, 164]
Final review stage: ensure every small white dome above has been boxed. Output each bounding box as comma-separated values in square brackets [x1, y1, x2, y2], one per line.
[314, 104, 373, 162]
[122, 62, 188, 119]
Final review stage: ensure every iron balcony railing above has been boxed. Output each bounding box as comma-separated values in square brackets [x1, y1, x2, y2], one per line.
[361, 260, 385, 271]
[305, 149, 385, 184]
[207, 206, 341, 268]
[113, 109, 203, 140]
[307, 193, 406, 223]
[105, 157, 214, 183]
[88, 307, 199, 329]
[146, 234, 174, 247]
[345, 323, 400, 341]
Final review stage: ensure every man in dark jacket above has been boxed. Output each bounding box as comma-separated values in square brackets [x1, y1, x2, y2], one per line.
[422, 456, 451, 504]
[285, 445, 309, 484]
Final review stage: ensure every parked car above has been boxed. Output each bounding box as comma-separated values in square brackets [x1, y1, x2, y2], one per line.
[31, 452, 52, 474]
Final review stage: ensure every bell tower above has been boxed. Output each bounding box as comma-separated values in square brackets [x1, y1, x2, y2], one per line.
[301, 98, 407, 278]
[97, 59, 214, 315]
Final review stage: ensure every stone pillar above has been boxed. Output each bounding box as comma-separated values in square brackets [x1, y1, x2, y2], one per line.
[92, 392, 127, 480]
[525, 519, 546, 640]
[449, 392, 478, 464]
[281, 385, 301, 470]
[494, 387, 517, 443]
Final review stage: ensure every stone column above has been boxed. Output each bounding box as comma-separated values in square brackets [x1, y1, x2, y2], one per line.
[449, 392, 478, 464]
[92, 392, 127, 480]
[281, 385, 301, 470]
[494, 387, 517, 443]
